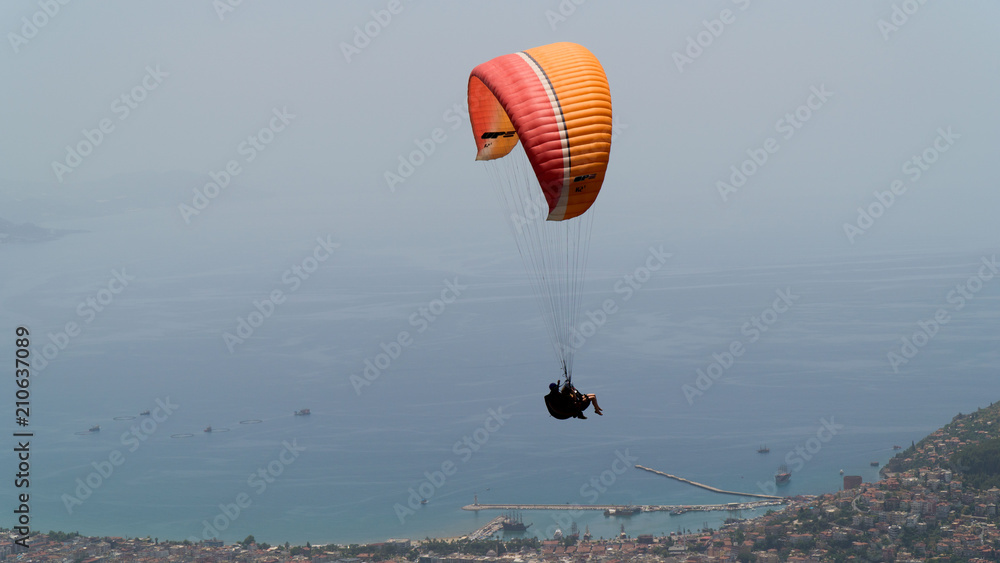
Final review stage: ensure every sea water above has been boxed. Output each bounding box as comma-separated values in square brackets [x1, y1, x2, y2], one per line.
[2, 209, 998, 545]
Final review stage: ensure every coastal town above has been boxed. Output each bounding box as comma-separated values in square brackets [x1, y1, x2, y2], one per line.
[5, 402, 999, 562]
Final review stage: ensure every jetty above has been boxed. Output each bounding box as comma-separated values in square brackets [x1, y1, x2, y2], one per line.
[468, 515, 506, 541]
[462, 500, 784, 513]
[635, 465, 783, 500]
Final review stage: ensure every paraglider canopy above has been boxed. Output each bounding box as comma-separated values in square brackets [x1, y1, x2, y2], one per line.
[468, 42, 613, 221]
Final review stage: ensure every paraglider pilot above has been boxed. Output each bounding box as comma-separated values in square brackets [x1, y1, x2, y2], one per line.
[544, 380, 602, 420]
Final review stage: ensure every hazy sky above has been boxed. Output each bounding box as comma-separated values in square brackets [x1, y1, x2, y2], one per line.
[3, 0, 998, 266]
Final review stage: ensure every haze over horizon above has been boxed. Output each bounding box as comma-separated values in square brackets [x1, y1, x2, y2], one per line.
[4, 1, 998, 264]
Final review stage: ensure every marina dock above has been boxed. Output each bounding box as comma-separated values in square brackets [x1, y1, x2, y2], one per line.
[635, 464, 783, 500]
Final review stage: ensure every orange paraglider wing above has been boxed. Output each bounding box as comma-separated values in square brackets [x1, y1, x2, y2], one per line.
[468, 42, 612, 221]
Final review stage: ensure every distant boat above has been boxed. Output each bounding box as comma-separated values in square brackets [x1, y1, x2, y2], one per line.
[294, 408, 311, 416]
[420, 499, 428, 505]
[775, 464, 791, 485]
[204, 426, 212, 433]
[892, 445, 902, 450]
[870, 461, 879, 467]
[139, 410, 150, 416]
[757, 444, 770, 454]
[89, 425, 100, 432]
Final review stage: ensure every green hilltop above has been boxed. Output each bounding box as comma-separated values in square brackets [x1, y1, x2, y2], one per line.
[884, 400, 1000, 490]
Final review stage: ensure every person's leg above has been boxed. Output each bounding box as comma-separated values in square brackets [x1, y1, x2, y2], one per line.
[587, 394, 603, 415]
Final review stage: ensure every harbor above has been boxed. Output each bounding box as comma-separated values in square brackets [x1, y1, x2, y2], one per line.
[461, 461, 787, 536]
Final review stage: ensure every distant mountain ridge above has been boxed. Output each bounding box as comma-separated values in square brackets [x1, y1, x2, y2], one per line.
[0, 217, 84, 244]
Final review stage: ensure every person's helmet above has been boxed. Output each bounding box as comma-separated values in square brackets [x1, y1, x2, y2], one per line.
[549, 383, 559, 390]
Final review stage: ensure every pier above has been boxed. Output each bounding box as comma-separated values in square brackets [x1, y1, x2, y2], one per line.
[462, 500, 784, 513]
[468, 515, 506, 541]
[635, 465, 783, 500]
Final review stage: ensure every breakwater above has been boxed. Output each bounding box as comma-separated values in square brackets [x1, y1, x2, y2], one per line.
[635, 464, 783, 500]
[461, 500, 784, 513]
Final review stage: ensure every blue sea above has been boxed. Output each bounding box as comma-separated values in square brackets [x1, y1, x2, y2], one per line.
[2, 204, 999, 546]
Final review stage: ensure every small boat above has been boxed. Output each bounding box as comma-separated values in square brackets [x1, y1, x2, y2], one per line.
[89, 425, 100, 432]
[204, 426, 212, 433]
[140, 410, 151, 416]
[870, 461, 879, 467]
[892, 445, 902, 450]
[294, 408, 311, 416]
[420, 499, 428, 505]
[757, 444, 770, 454]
